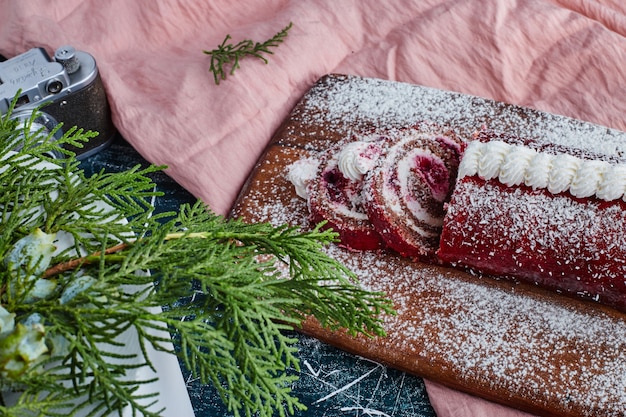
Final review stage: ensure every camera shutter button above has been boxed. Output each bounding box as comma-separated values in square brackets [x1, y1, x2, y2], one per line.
[54, 45, 80, 74]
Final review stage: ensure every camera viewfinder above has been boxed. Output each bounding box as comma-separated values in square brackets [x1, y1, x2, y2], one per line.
[15, 95, 30, 108]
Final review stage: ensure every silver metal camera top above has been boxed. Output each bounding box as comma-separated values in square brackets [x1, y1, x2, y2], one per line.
[0, 46, 98, 114]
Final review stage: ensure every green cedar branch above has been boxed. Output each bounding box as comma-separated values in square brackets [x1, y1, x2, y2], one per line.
[0, 100, 395, 417]
[204, 22, 293, 84]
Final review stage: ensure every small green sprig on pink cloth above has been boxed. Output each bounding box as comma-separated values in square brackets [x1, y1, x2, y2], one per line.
[204, 22, 293, 84]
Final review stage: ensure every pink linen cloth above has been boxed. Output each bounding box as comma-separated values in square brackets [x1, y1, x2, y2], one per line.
[1, 1, 625, 416]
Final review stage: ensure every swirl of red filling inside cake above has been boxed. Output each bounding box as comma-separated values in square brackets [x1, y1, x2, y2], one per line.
[288, 125, 463, 256]
[363, 127, 463, 260]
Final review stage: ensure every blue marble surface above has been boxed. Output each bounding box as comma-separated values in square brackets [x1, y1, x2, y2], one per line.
[79, 136, 437, 417]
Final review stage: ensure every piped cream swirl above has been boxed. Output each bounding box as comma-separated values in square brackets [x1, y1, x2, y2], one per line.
[499, 146, 536, 186]
[477, 141, 510, 180]
[459, 140, 626, 201]
[597, 164, 626, 200]
[547, 154, 581, 194]
[287, 157, 319, 199]
[337, 141, 382, 181]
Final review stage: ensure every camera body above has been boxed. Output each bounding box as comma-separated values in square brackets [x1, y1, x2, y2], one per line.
[0, 46, 115, 159]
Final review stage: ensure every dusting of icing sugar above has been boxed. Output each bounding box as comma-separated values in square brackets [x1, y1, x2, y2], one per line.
[459, 140, 626, 201]
[440, 178, 626, 310]
[235, 74, 626, 415]
[299, 75, 626, 161]
[324, 245, 626, 415]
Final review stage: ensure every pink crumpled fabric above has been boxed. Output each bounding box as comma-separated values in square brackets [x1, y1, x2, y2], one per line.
[1, 1, 625, 416]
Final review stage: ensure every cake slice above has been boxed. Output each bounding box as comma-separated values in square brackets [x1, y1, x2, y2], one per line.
[438, 130, 626, 311]
[288, 139, 386, 251]
[362, 126, 463, 260]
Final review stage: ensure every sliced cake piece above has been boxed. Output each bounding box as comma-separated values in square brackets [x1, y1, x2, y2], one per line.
[289, 138, 387, 251]
[362, 125, 463, 260]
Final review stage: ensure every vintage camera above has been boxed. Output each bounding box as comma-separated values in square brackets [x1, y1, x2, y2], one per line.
[0, 46, 115, 159]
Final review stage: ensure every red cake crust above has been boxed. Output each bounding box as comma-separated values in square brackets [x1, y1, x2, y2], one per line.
[438, 131, 626, 311]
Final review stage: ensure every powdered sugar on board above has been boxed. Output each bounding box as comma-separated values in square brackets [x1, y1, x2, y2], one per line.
[293, 75, 626, 162]
[231, 74, 626, 417]
[327, 246, 626, 416]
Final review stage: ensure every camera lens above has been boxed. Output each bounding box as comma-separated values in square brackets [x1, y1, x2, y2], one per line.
[46, 80, 63, 94]
[10, 111, 65, 159]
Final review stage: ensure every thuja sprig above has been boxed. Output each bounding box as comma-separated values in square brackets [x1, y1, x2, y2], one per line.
[204, 22, 293, 84]
[0, 102, 395, 417]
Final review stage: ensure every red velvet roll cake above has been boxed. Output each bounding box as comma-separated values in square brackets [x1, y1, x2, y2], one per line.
[438, 130, 626, 311]
[287, 125, 463, 258]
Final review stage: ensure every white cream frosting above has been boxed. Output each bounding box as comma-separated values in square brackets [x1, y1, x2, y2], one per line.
[286, 157, 319, 199]
[477, 141, 510, 180]
[459, 140, 626, 201]
[597, 164, 626, 201]
[524, 152, 552, 189]
[337, 141, 381, 181]
[569, 159, 606, 198]
[547, 154, 581, 195]
[457, 141, 481, 178]
[499, 145, 536, 186]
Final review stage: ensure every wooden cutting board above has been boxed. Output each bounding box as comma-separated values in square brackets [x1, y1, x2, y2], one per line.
[230, 74, 626, 417]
